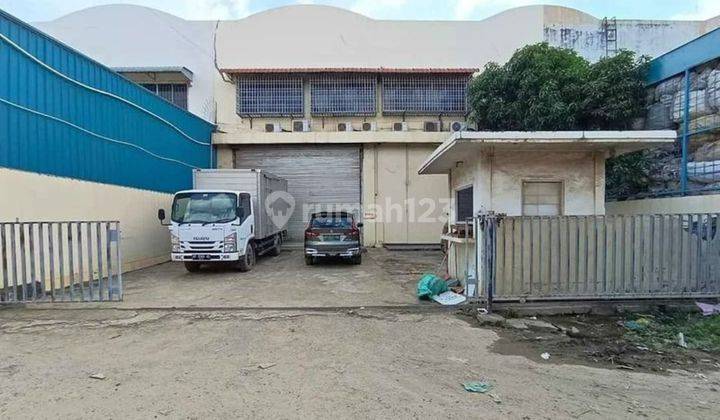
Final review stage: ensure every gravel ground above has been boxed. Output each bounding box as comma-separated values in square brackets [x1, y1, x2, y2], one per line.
[1, 307, 719, 419]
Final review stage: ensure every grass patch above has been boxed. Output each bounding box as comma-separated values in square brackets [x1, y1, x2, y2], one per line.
[624, 312, 720, 353]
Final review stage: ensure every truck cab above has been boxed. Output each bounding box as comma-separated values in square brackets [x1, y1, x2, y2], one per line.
[159, 169, 288, 272]
[160, 190, 258, 272]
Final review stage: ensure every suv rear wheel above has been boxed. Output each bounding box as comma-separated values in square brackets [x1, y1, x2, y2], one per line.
[350, 254, 362, 265]
[304, 255, 314, 265]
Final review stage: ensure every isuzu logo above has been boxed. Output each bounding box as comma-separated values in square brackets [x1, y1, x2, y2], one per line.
[193, 236, 210, 241]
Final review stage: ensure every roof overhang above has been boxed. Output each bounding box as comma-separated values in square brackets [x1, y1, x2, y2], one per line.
[220, 67, 478, 75]
[113, 66, 194, 82]
[418, 130, 677, 174]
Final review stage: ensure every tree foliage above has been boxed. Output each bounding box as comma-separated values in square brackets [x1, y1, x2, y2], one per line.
[467, 43, 651, 198]
[468, 43, 649, 131]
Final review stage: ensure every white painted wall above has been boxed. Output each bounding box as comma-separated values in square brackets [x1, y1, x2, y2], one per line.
[449, 150, 606, 218]
[0, 168, 172, 273]
[35, 5, 217, 122]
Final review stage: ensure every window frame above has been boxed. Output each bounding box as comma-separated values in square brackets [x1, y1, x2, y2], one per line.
[310, 73, 377, 116]
[521, 180, 564, 216]
[455, 184, 474, 223]
[140, 83, 189, 110]
[381, 74, 469, 115]
[235, 74, 304, 118]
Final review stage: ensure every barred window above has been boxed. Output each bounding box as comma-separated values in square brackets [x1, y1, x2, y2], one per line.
[381, 74, 468, 114]
[310, 74, 376, 116]
[235, 75, 304, 117]
[141, 83, 188, 110]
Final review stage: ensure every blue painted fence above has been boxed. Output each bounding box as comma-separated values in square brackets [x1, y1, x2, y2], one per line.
[0, 9, 214, 193]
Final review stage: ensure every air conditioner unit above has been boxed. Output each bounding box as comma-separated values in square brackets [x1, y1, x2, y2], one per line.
[292, 119, 311, 132]
[265, 122, 282, 133]
[393, 122, 408, 132]
[449, 121, 467, 132]
[423, 121, 440, 132]
[361, 122, 377, 132]
[337, 122, 353, 132]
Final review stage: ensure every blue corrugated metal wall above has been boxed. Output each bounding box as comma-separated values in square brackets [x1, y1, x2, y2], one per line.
[0, 10, 214, 193]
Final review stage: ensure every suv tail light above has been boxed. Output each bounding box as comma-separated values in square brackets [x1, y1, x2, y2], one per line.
[305, 230, 320, 240]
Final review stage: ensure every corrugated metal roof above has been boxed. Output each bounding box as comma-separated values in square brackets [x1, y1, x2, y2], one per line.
[221, 67, 478, 74]
[0, 9, 214, 193]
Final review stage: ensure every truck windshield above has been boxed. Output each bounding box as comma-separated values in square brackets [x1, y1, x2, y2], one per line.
[171, 192, 237, 224]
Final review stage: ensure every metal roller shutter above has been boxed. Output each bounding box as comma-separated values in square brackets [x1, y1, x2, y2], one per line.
[233, 145, 361, 243]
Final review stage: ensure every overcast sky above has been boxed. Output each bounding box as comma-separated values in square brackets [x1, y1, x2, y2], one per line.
[1, 0, 719, 22]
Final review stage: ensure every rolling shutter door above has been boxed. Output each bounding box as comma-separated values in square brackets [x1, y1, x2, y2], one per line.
[233, 145, 361, 243]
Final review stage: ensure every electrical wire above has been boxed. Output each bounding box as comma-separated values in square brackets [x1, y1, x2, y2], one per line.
[0, 97, 199, 169]
[0, 32, 211, 147]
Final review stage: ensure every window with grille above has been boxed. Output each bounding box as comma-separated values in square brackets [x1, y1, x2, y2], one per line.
[456, 186, 473, 222]
[382, 74, 468, 115]
[522, 181, 563, 216]
[140, 83, 188, 110]
[235, 75, 304, 117]
[310, 74, 376, 116]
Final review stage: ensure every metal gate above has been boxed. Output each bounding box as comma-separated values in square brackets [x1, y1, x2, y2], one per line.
[234, 145, 362, 243]
[477, 213, 720, 302]
[0, 221, 122, 303]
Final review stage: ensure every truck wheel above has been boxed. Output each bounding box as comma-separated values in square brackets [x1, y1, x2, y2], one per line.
[268, 235, 281, 257]
[351, 254, 362, 265]
[304, 255, 314, 266]
[184, 262, 202, 272]
[238, 243, 256, 272]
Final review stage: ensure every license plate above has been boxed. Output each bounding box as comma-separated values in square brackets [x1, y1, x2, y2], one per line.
[192, 255, 212, 260]
[323, 235, 340, 241]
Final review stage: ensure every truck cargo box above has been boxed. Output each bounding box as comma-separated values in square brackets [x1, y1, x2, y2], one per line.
[192, 169, 288, 240]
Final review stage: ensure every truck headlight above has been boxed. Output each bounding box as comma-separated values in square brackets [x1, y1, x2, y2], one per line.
[171, 234, 181, 253]
[224, 232, 237, 253]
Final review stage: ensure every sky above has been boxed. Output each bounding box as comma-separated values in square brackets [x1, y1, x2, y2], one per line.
[1, 0, 720, 22]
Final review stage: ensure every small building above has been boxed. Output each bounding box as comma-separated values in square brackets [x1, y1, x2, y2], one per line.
[418, 130, 676, 287]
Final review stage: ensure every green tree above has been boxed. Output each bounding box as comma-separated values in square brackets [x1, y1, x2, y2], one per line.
[468, 43, 648, 131]
[580, 50, 650, 130]
[467, 43, 651, 198]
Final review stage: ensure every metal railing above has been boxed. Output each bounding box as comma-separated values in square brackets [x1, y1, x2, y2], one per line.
[0, 221, 122, 303]
[478, 214, 720, 302]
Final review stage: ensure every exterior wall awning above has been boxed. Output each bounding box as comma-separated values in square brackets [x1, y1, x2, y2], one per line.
[418, 130, 677, 174]
[113, 66, 194, 84]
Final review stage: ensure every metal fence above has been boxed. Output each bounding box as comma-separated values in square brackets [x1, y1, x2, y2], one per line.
[478, 214, 720, 302]
[0, 221, 122, 303]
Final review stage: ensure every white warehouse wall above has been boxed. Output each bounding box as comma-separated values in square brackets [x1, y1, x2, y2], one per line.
[0, 168, 172, 273]
[34, 5, 217, 123]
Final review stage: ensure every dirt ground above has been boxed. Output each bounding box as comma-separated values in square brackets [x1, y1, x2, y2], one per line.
[3, 250, 720, 418]
[1, 307, 719, 419]
[115, 248, 442, 308]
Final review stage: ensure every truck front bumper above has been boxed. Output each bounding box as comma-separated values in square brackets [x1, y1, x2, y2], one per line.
[171, 252, 241, 262]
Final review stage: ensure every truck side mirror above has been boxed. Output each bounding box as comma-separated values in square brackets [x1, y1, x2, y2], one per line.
[357, 222, 364, 228]
[157, 209, 166, 221]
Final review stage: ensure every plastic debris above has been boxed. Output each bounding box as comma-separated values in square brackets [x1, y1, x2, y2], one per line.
[258, 363, 276, 370]
[678, 333, 688, 349]
[432, 291, 467, 306]
[416, 273, 449, 299]
[541, 352, 551, 360]
[462, 381, 492, 393]
[89, 373, 106, 380]
[696, 302, 720, 316]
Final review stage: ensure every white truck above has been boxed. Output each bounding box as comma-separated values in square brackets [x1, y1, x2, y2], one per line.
[158, 169, 288, 272]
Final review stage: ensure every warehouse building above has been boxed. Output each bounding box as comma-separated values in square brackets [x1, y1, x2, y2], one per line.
[0, 9, 214, 271]
[33, 4, 720, 246]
